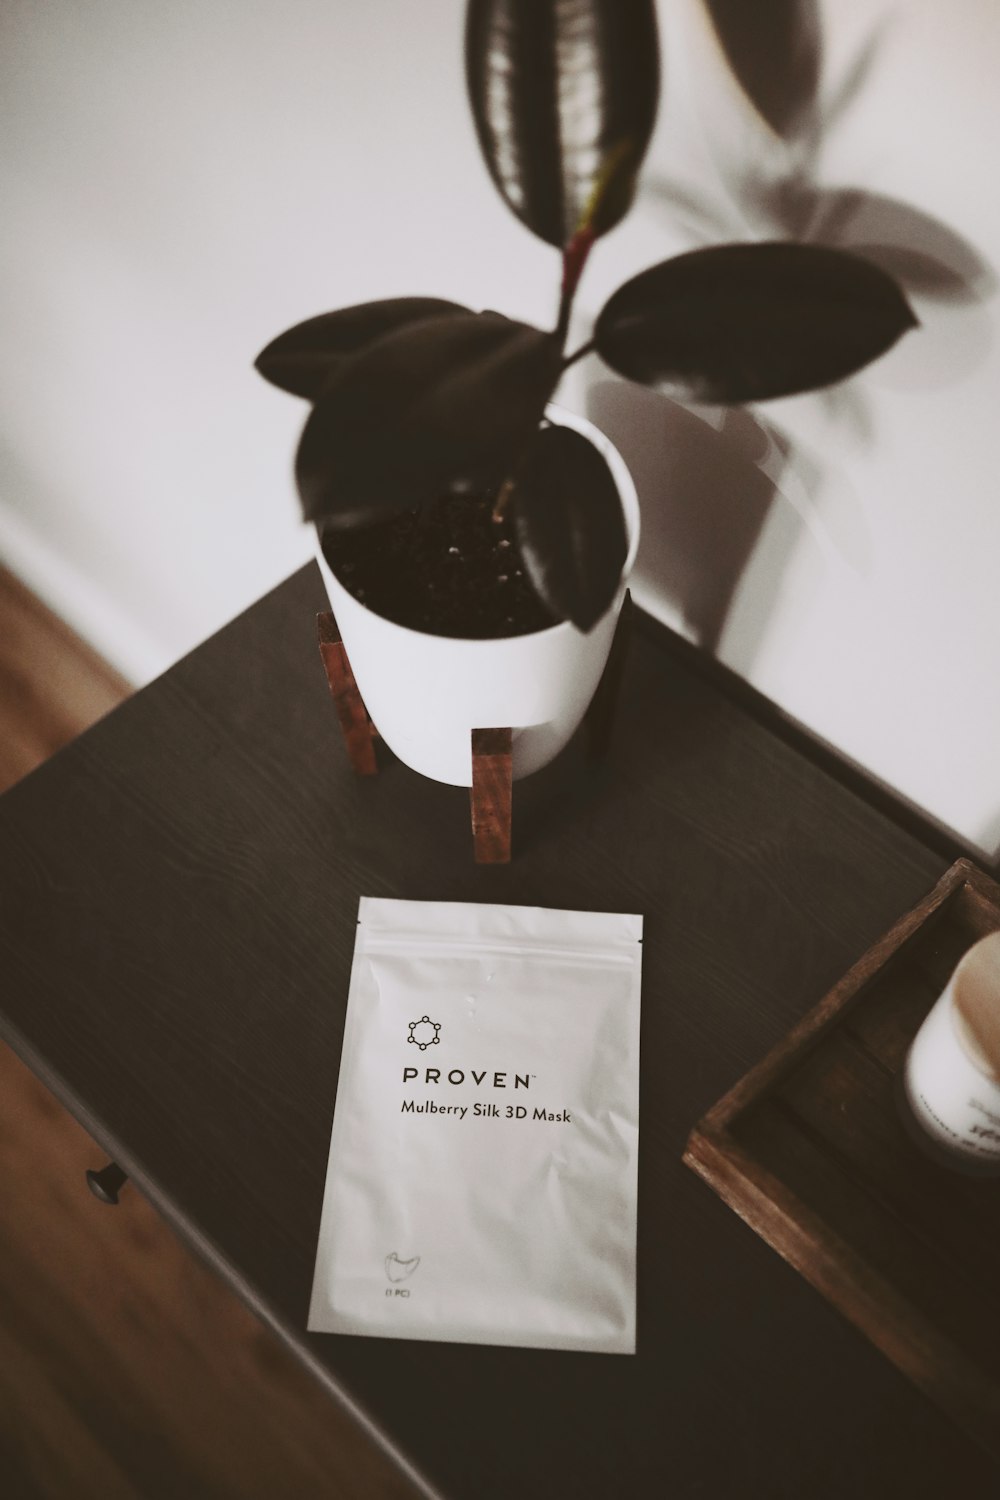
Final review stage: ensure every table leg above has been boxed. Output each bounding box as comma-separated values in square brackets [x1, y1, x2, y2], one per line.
[470, 728, 512, 864]
[317, 613, 378, 776]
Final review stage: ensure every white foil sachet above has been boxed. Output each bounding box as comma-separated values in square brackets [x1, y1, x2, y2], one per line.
[308, 898, 642, 1353]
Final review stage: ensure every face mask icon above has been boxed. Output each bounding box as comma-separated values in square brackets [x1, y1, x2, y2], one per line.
[385, 1252, 420, 1283]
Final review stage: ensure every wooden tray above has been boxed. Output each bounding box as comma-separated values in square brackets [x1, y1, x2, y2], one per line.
[684, 858, 1000, 1457]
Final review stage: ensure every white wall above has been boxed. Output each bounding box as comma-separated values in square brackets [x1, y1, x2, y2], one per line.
[1, 0, 998, 855]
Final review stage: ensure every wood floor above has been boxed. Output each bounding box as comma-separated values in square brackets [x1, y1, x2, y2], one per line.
[0, 567, 415, 1499]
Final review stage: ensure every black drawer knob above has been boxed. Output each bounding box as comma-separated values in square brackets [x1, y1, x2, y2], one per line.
[86, 1161, 129, 1205]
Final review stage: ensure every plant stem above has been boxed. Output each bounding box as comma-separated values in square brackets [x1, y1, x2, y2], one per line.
[555, 227, 596, 347]
[491, 475, 516, 524]
[561, 339, 596, 371]
[495, 223, 599, 526]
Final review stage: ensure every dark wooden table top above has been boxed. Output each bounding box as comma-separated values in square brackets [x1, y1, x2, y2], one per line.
[0, 563, 995, 1499]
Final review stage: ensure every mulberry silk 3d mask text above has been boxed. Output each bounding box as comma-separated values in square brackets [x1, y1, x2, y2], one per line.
[307, 898, 643, 1353]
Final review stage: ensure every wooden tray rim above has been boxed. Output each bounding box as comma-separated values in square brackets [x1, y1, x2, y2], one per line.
[695, 859, 997, 1135]
[682, 857, 1000, 1450]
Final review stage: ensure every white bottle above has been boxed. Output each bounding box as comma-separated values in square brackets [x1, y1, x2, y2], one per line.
[902, 930, 1000, 1174]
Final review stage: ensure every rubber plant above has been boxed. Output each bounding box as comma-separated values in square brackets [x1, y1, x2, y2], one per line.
[255, 0, 916, 633]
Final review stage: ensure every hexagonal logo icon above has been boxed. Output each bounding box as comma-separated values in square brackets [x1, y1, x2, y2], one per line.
[407, 1015, 441, 1051]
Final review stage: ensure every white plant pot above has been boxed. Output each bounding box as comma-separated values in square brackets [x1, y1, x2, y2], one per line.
[313, 405, 640, 786]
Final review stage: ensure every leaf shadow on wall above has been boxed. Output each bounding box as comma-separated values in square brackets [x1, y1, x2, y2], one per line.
[609, 0, 996, 664]
[587, 381, 797, 659]
[702, 0, 822, 142]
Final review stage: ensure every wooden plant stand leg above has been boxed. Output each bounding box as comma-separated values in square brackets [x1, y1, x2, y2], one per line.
[317, 613, 378, 776]
[470, 728, 512, 864]
[585, 588, 633, 761]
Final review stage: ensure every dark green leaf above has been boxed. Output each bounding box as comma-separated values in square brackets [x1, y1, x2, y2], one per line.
[254, 298, 469, 400]
[296, 311, 561, 527]
[465, 0, 660, 248]
[513, 424, 627, 631]
[594, 242, 918, 402]
[704, 0, 821, 139]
